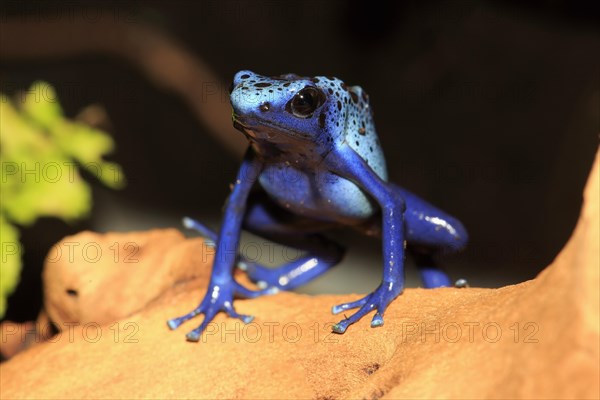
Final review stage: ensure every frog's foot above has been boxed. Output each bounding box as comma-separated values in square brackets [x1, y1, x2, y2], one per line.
[454, 278, 469, 288]
[331, 284, 402, 334]
[237, 261, 284, 290]
[239, 250, 342, 292]
[167, 281, 276, 342]
[182, 216, 217, 242]
[418, 266, 452, 288]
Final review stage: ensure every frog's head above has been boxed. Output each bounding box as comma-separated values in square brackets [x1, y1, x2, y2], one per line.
[230, 70, 351, 157]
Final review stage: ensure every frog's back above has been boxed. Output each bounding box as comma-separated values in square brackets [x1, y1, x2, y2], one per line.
[308, 81, 388, 223]
[334, 83, 387, 181]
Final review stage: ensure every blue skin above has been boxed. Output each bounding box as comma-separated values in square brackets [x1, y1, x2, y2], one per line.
[168, 71, 468, 341]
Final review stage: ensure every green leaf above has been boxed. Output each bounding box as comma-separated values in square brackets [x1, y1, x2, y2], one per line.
[0, 213, 22, 318]
[21, 81, 64, 130]
[0, 82, 126, 317]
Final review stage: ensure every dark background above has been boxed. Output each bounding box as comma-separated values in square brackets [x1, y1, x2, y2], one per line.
[2, 0, 598, 322]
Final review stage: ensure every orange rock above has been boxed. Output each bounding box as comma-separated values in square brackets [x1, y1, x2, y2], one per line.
[42, 228, 210, 328]
[0, 312, 55, 359]
[1, 153, 598, 399]
[0, 321, 36, 360]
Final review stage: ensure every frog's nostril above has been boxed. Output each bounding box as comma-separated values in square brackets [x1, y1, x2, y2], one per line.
[259, 102, 270, 112]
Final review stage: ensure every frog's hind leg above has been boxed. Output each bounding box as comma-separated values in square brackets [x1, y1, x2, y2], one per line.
[239, 196, 345, 291]
[183, 195, 344, 292]
[394, 184, 469, 289]
[410, 251, 452, 288]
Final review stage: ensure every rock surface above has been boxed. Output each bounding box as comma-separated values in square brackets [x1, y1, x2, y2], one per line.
[42, 228, 210, 328]
[1, 153, 598, 399]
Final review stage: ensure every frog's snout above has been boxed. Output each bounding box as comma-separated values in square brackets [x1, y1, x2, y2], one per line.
[230, 70, 258, 113]
[231, 70, 274, 117]
[232, 70, 256, 87]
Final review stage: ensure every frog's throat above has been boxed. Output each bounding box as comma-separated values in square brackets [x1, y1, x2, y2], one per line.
[232, 114, 313, 142]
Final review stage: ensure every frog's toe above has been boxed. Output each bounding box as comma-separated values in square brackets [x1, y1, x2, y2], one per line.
[180, 299, 255, 342]
[454, 278, 469, 288]
[332, 321, 349, 334]
[224, 303, 255, 324]
[186, 329, 202, 342]
[185, 321, 212, 342]
[332, 302, 375, 334]
[184, 308, 220, 342]
[167, 319, 180, 330]
[370, 312, 384, 328]
[331, 285, 401, 333]
[182, 216, 217, 241]
[256, 280, 268, 289]
[167, 307, 202, 330]
[331, 296, 369, 315]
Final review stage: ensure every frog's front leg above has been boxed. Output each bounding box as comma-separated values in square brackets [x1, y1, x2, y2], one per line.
[325, 145, 407, 334]
[167, 148, 272, 342]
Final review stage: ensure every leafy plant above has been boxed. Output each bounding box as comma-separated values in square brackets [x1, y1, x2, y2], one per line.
[0, 82, 125, 318]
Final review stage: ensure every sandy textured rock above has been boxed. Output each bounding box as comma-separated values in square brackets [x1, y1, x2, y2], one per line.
[0, 320, 37, 360]
[1, 152, 598, 399]
[42, 228, 210, 328]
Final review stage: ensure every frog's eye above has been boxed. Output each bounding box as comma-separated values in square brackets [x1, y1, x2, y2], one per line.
[287, 87, 325, 118]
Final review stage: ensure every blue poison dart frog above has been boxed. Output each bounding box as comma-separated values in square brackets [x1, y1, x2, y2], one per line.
[167, 71, 468, 341]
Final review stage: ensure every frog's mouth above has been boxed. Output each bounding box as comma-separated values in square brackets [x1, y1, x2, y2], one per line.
[232, 113, 312, 143]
